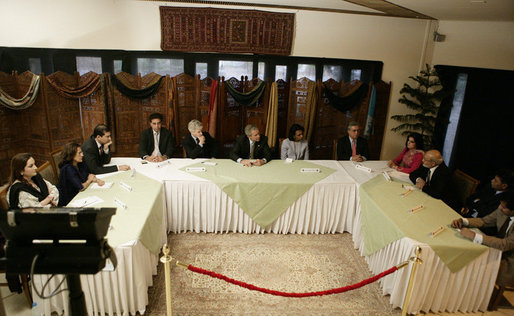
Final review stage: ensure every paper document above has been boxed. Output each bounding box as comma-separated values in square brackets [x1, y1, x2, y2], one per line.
[69, 196, 104, 207]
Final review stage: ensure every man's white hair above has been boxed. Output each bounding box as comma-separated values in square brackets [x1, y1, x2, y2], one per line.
[188, 119, 203, 133]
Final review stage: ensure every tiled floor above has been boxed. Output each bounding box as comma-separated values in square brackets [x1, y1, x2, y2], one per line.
[1, 273, 512, 315]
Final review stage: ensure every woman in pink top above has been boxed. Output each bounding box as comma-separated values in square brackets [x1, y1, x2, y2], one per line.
[387, 133, 424, 174]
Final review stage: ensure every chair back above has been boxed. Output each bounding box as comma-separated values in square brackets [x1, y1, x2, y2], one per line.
[332, 139, 338, 160]
[0, 184, 9, 211]
[37, 161, 58, 185]
[452, 169, 480, 206]
[50, 148, 63, 177]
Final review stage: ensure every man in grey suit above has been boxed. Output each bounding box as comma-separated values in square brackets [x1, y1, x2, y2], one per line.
[82, 124, 130, 174]
[451, 191, 514, 287]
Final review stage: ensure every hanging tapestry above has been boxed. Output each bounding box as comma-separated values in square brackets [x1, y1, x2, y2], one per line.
[160, 7, 295, 55]
[111, 74, 164, 99]
[46, 71, 100, 99]
[0, 73, 40, 110]
[323, 82, 369, 113]
[225, 80, 266, 107]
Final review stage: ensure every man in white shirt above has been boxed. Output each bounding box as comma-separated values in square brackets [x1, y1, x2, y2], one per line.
[451, 191, 514, 287]
[138, 113, 175, 162]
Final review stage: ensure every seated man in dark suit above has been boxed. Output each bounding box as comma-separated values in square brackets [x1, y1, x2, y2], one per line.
[451, 191, 514, 287]
[337, 121, 369, 161]
[461, 169, 513, 218]
[182, 119, 218, 159]
[409, 149, 460, 210]
[138, 112, 175, 162]
[230, 124, 272, 167]
[82, 124, 130, 174]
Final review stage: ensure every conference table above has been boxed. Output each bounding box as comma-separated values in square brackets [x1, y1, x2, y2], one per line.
[33, 158, 501, 315]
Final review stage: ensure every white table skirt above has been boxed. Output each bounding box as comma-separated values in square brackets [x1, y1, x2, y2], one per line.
[33, 241, 158, 316]
[340, 161, 502, 314]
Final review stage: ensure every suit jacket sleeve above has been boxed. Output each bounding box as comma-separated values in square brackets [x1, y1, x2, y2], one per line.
[409, 166, 426, 184]
[468, 210, 514, 252]
[359, 137, 370, 159]
[82, 139, 118, 174]
[205, 132, 219, 158]
[281, 139, 290, 160]
[422, 166, 450, 200]
[182, 135, 204, 159]
[337, 138, 350, 160]
[259, 135, 272, 162]
[230, 136, 244, 162]
[161, 129, 175, 158]
[138, 129, 151, 158]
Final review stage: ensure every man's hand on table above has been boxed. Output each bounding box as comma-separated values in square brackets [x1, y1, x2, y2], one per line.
[241, 159, 253, 167]
[451, 218, 464, 229]
[459, 228, 476, 240]
[252, 159, 266, 166]
[415, 178, 426, 190]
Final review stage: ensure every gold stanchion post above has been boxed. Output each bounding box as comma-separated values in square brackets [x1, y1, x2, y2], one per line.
[160, 244, 173, 316]
[401, 246, 423, 316]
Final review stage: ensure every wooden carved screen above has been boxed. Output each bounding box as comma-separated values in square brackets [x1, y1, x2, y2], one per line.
[44, 71, 83, 149]
[0, 71, 29, 182]
[111, 72, 170, 157]
[309, 79, 347, 159]
[218, 77, 244, 157]
[286, 77, 311, 134]
[276, 79, 289, 140]
[173, 73, 197, 146]
[199, 77, 215, 130]
[80, 74, 111, 143]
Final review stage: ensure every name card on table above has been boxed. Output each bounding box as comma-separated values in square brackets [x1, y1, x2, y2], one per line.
[301, 168, 320, 173]
[114, 197, 127, 209]
[201, 161, 217, 166]
[400, 188, 413, 198]
[408, 204, 424, 213]
[431, 225, 445, 238]
[354, 164, 372, 173]
[382, 171, 392, 182]
[285, 158, 293, 164]
[156, 160, 171, 168]
[186, 167, 206, 172]
[119, 181, 133, 192]
[130, 168, 136, 177]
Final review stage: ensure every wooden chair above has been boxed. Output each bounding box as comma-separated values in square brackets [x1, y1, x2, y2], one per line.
[50, 148, 63, 178]
[0, 184, 9, 211]
[452, 169, 480, 206]
[278, 138, 286, 158]
[489, 285, 514, 310]
[332, 139, 338, 160]
[37, 161, 57, 185]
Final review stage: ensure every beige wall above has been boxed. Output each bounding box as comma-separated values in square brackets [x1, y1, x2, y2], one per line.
[1, 0, 512, 159]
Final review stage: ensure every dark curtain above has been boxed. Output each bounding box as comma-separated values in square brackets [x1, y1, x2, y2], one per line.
[435, 65, 514, 184]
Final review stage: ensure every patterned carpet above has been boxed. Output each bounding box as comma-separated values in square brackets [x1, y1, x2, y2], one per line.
[146, 232, 400, 315]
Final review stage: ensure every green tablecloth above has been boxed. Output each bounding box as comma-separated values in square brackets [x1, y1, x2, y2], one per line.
[359, 175, 488, 273]
[71, 171, 163, 254]
[181, 160, 335, 227]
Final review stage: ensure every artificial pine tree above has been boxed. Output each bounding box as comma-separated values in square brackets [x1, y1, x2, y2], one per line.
[391, 64, 446, 149]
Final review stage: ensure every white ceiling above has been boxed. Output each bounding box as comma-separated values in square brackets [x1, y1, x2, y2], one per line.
[388, 0, 514, 21]
[181, 0, 514, 21]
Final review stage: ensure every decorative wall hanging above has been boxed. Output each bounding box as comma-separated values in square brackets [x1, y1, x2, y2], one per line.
[160, 7, 295, 55]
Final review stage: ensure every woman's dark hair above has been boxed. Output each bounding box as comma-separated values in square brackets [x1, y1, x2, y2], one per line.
[499, 191, 514, 210]
[9, 153, 33, 186]
[405, 133, 424, 151]
[288, 124, 305, 141]
[59, 142, 81, 168]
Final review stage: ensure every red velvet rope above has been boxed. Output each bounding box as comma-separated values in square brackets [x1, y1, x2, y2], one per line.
[187, 264, 398, 298]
